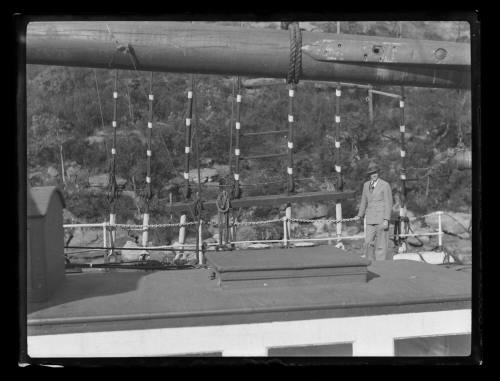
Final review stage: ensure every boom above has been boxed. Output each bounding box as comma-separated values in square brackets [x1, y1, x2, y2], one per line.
[26, 22, 470, 89]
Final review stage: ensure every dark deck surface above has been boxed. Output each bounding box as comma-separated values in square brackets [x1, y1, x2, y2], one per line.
[27, 249, 471, 335]
[206, 246, 371, 271]
[206, 246, 371, 288]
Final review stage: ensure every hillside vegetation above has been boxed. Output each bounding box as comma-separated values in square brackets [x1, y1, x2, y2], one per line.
[27, 21, 472, 228]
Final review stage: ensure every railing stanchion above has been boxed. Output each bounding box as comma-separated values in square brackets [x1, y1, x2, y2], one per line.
[285, 205, 292, 245]
[198, 219, 203, 265]
[283, 216, 288, 248]
[142, 213, 150, 247]
[437, 211, 443, 249]
[179, 214, 186, 255]
[335, 203, 344, 249]
[103, 222, 107, 250]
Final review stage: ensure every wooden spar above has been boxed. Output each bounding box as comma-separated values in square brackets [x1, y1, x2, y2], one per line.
[26, 22, 470, 89]
[242, 78, 374, 89]
[370, 89, 402, 99]
[165, 190, 355, 214]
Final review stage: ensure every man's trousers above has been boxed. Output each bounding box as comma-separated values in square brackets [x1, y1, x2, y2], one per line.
[364, 223, 392, 261]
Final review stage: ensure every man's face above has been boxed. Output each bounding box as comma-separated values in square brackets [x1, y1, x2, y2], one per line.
[370, 172, 379, 182]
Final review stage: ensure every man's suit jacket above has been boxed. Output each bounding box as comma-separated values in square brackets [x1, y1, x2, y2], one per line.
[357, 178, 393, 225]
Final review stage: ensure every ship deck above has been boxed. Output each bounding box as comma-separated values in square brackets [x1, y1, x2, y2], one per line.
[27, 246, 471, 337]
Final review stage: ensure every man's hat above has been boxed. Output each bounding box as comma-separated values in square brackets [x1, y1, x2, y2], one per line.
[366, 162, 379, 175]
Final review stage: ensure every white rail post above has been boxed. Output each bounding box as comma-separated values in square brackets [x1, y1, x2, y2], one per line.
[336, 203, 342, 237]
[335, 203, 344, 249]
[437, 211, 443, 249]
[102, 222, 107, 250]
[109, 213, 116, 257]
[179, 214, 186, 246]
[285, 205, 292, 244]
[142, 213, 150, 247]
[106, 213, 116, 266]
[400, 204, 407, 253]
[283, 216, 288, 247]
[198, 220, 203, 265]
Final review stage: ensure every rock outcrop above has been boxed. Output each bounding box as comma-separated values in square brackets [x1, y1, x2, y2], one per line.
[425, 212, 471, 236]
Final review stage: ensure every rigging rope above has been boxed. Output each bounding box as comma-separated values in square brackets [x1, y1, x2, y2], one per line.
[397, 87, 409, 251]
[286, 84, 296, 194]
[93, 69, 105, 131]
[334, 86, 343, 192]
[233, 77, 242, 199]
[139, 72, 155, 211]
[106, 69, 121, 209]
[105, 69, 121, 261]
[136, 72, 156, 247]
[183, 76, 194, 200]
[284, 22, 302, 194]
[333, 85, 344, 247]
[192, 75, 205, 263]
[228, 77, 236, 177]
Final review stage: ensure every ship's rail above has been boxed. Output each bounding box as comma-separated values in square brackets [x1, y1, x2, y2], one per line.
[63, 211, 446, 261]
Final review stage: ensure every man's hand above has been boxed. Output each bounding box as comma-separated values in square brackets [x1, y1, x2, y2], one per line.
[355, 216, 363, 227]
[383, 219, 389, 231]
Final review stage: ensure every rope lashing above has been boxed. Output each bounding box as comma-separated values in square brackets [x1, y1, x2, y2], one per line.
[183, 77, 194, 200]
[286, 22, 302, 85]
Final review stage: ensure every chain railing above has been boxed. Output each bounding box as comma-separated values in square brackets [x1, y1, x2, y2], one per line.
[64, 211, 445, 260]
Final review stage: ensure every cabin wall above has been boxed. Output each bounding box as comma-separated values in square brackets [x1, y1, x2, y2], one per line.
[27, 218, 47, 302]
[27, 193, 65, 302]
[43, 196, 65, 298]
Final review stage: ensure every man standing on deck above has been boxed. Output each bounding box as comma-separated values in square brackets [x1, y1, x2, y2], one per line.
[355, 163, 393, 261]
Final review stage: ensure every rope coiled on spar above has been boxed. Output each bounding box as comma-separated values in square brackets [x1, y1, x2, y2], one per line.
[286, 22, 302, 86]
